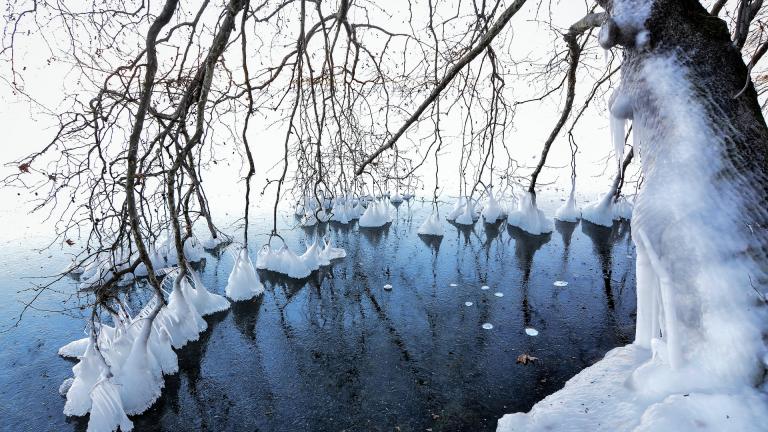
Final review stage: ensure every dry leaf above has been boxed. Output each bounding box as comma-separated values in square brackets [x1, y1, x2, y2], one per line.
[18, 163, 30, 173]
[516, 353, 539, 365]
[65, 239, 75, 246]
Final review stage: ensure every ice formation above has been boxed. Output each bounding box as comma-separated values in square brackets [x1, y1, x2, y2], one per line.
[554, 185, 581, 222]
[500, 1, 768, 429]
[390, 191, 404, 204]
[524, 328, 539, 336]
[358, 199, 392, 228]
[417, 211, 444, 236]
[506, 191, 553, 235]
[182, 269, 230, 315]
[329, 197, 355, 224]
[482, 188, 504, 222]
[454, 198, 479, 225]
[482, 323, 494, 330]
[582, 190, 634, 227]
[202, 234, 226, 250]
[60, 262, 226, 431]
[225, 247, 264, 301]
[256, 237, 346, 278]
[87, 376, 133, 432]
[445, 196, 467, 221]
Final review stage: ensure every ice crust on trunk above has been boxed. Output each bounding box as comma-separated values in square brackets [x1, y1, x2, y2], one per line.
[499, 2, 768, 429]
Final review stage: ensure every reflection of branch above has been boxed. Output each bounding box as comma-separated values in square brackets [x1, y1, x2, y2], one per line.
[354, 0, 528, 175]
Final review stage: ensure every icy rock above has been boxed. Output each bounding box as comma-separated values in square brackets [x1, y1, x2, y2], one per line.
[465, 302, 473, 307]
[481, 285, 490, 290]
[553, 280, 568, 287]
[494, 292, 504, 297]
[506, 192, 553, 235]
[383, 284, 393, 291]
[225, 248, 264, 301]
[482, 323, 494, 330]
[418, 211, 444, 236]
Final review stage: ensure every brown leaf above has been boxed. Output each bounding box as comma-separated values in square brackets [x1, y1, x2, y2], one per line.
[65, 239, 75, 246]
[516, 353, 539, 365]
[18, 163, 30, 173]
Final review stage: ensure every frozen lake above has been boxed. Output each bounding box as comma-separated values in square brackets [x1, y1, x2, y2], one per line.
[0, 199, 636, 431]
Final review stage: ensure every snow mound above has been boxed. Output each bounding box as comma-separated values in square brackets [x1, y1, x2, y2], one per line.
[418, 211, 444, 236]
[390, 192, 403, 204]
[506, 192, 553, 235]
[225, 248, 264, 301]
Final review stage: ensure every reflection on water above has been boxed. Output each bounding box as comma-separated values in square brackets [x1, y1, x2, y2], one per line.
[0, 201, 636, 431]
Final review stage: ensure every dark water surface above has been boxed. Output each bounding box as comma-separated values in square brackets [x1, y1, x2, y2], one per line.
[0, 200, 636, 431]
